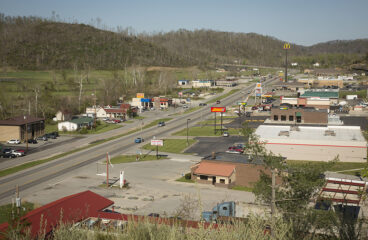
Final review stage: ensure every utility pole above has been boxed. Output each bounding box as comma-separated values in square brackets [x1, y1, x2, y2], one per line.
[15, 184, 20, 215]
[283, 43, 290, 83]
[186, 119, 191, 146]
[271, 168, 276, 239]
[106, 152, 109, 188]
[24, 116, 28, 153]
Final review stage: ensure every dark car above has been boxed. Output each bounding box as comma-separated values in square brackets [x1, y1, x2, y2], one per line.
[158, 121, 165, 127]
[199, 103, 207, 106]
[51, 131, 59, 137]
[148, 213, 160, 218]
[2, 148, 12, 154]
[27, 139, 38, 144]
[216, 100, 221, 104]
[1, 152, 16, 158]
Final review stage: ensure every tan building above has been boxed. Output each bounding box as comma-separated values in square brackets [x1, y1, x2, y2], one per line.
[0, 115, 45, 142]
[190, 153, 275, 188]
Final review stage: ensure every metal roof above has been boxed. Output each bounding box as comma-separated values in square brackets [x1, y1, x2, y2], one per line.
[301, 91, 339, 98]
[0, 115, 45, 126]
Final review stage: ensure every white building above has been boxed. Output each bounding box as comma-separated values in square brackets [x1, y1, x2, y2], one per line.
[192, 80, 214, 88]
[255, 125, 367, 162]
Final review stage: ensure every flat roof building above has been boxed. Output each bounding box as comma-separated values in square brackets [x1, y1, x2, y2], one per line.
[255, 125, 367, 162]
[0, 115, 45, 142]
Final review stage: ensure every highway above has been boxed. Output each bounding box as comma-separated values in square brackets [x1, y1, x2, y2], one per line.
[0, 77, 278, 204]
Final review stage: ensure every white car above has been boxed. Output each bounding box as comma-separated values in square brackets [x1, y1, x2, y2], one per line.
[11, 150, 23, 157]
[7, 139, 20, 144]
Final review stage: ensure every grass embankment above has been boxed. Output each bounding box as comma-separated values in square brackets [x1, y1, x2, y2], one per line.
[109, 154, 168, 164]
[206, 89, 240, 104]
[0, 118, 167, 178]
[231, 185, 253, 192]
[142, 139, 197, 154]
[173, 126, 240, 137]
[0, 202, 34, 224]
[198, 117, 237, 125]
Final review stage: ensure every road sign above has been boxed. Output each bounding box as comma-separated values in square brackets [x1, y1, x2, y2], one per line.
[151, 139, 163, 146]
[136, 93, 144, 98]
[283, 43, 291, 49]
[256, 82, 262, 89]
[237, 102, 247, 106]
[211, 107, 226, 113]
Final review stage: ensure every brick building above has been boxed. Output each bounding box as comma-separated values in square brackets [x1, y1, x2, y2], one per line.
[190, 153, 275, 188]
[271, 106, 328, 124]
[0, 115, 45, 142]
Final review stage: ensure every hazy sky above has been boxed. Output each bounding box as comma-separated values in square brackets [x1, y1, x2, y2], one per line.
[1, 0, 367, 46]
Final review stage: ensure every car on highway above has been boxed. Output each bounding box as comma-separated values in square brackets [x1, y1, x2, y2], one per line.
[1, 152, 16, 158]
[223, 132, 229, 137]
[135, 137, 144, 143]
[11, 149, 24, 157]
[7, 139, 20, 144]
[199, 103, 207, 106]
[158, 121, 165, 127]
[216, 100, 221, 104]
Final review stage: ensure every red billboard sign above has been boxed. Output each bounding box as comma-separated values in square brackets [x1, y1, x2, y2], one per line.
[211, 107, 226, 113]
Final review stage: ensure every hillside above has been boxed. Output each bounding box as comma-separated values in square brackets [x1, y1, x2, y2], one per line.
[0, 16, 188, 70]
[0, 15, 368, 70]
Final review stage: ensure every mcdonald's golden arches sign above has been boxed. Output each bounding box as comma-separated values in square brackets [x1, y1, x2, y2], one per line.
[283, 43, 291, 49]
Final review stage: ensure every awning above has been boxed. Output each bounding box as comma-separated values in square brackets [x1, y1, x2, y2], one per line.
[295, 112, 302, 117]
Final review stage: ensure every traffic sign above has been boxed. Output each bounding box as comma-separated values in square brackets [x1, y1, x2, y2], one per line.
[211, 107, 226, 113]
[151, 139, 163, 146]
[283, 43, 291, 49]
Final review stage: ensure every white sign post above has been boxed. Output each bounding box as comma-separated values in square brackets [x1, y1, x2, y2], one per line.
[151, 139, 164, 159]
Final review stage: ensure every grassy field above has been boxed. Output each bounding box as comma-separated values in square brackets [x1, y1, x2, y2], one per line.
[109, 154, 168, 164]
[173, 126, 241, 136]
[142, 139, 197, 153]
[0, 202, 34, 224]
[206, 89, 240, 104]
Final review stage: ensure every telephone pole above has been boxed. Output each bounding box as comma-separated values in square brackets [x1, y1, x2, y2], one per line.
[283, 43, 290, 83]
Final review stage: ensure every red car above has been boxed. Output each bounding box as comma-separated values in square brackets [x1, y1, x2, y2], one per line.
[227, 146, 244, 154]
[113, 119, 121, 123]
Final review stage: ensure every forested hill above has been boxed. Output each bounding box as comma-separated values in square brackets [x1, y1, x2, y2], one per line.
[0, 16, 187, 70]
[1, 15, 368, 70]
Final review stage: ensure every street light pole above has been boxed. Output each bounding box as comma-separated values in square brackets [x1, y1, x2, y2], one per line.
[186, 119, 191, 146]
[140, 119, 143, 140]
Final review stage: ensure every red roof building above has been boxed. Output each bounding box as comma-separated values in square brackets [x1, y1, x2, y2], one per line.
[0, 191, 113, 238]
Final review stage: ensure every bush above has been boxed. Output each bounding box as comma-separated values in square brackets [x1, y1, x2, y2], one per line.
[79, 127, 88, 134]
[185, 173, 191, 180]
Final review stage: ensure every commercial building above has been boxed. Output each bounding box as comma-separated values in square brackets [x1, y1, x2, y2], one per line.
[270, 106, 328, 124]
[255, 125, 367, 162]
[280, 97, 331, 110]
[215, 79, 237, 87]
[191, 153, 275, 188]
[58, 117, 93, 131]
[192, 80, 214, 88]
[0, 115, 45, 142]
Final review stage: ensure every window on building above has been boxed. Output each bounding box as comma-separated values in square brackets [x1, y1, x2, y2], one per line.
[289, 115, 294, 121]
[200, 175, 208, 180]
[220, 179, 225, 184]
[281, 115, 286, 121]
[273, 115, 278, 121]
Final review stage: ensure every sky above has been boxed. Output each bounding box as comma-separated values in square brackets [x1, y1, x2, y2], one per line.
[1, 0, 368, 46]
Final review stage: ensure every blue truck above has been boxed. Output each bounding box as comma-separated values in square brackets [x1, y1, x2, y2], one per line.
[202, 201, 245, 223]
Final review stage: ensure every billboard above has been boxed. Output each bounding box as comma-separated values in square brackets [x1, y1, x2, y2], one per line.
[136, 93, 145, 98]
[151, 139, 163, 146]
[211, 107, 226, 112]
[256, 82, 262, 89]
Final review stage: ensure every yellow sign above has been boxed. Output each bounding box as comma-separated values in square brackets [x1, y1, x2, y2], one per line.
[283, 43, 291, 49]
[256, 83, 262, 88]
[136, 93, 144, 98]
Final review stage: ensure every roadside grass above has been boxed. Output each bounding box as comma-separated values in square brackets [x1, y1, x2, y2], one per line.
[176, 173, 194, 183]
[134, 116, 145, 120]
[286, 160, 367, 174]
[0, 118, 170, 178]
[109, 154, 168, 164]
[198, 118, 236, 125]
[45, 121, 122, 135]
[173, 126, 241, 136]
[206, 89, 240, 104]
[171, 106, 201, 116]
[0, 201, 34, 224]
[142, 139, 197, 154]
[142, 118, 172, 130]
[124, 120, 134, 123]
[231, 185, 253, 192]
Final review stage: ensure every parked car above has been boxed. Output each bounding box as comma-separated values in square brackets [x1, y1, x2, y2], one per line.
[51, 131, 59, 137]
[135, 137, 144, 143]
[223, 132, 229, 137]
[113, 119, 121, 123]
[199, 103, 207, 106]
[7, 139, 20, 144]
[2, 148, 11, 154]
[46, 133, 57, 139]
[37, 135, 48, 141]
[183, 105, 188, 108]
[1, 152, 16, 158]
[226, 146, 244, 154]
[158, 121, 165, 127]
[27, 139, 38, 144]
[148, 213, 160, 218]
[216, 100, 221, 104]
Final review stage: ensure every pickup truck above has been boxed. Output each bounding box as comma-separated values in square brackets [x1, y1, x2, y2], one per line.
[202, 201, 246, 223]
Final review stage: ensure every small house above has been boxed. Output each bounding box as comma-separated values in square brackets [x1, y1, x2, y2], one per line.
[58, 117, 93, 132]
